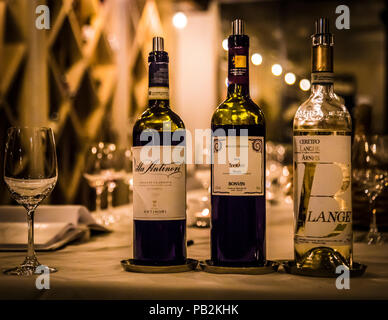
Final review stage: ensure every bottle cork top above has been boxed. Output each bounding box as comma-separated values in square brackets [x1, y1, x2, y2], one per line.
[152, 37, 164, 51]
[232, 19, 244, 35]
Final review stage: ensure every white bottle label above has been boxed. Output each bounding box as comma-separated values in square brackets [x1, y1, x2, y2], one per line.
[132, 146, 186, 220]
[294, 134, 352, 246]
[212, 136, 264, 196]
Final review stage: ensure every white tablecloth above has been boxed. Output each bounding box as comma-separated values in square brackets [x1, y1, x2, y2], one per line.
[0, 196, 387, 300]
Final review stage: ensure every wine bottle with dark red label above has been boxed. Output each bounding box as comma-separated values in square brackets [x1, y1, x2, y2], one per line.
[211, 19, 266, 266]
[132, 37, 186, 266]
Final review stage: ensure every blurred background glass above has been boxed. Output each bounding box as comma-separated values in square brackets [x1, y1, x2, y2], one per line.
[352, 134, 388, 243]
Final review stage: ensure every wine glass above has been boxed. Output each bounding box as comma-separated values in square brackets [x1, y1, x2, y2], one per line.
[266, 142, 291, 204]
[352, 134, 388, 244]
[100, 147, 133, 221]
[194, 165, 210, 192]
[99, 143, 130, 223]
[100, 143, 120, 219]
[84, 143, 128, 225]
[193, 165, 211, 228]
[3, 127, 58, 276]
[119, 147, 133, 205]
[83, 143, 107, 225]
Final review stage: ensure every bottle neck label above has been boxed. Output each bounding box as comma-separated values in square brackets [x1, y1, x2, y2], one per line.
[311, 72, 334, 85]
[228, 46, 249, 85]
[148, 87, 169, 100]
[149, 61, 169, 100]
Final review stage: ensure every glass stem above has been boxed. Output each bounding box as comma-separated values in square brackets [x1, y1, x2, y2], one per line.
[107, 182, 116, 211]
[369, 199, 378, 234]
[27, 210, 36, 260]
[108, 190, 113, 211]
[96, 187, 103, 212]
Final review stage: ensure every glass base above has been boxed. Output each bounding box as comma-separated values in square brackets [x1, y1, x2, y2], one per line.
[289, 247, 367, 277]
[3, 256, 57, 276]
[283, 260, 367, 278]
[367, 231, 384, 245]
[92, 211, 117, 226]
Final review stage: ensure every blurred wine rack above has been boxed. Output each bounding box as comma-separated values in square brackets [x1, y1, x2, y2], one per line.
[0, 0, 166, 206]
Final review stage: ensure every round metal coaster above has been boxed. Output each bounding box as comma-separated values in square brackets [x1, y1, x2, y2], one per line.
[121, 259, 199, 273]
[199, 260, 279, 275]
[282, 261, 367, 278]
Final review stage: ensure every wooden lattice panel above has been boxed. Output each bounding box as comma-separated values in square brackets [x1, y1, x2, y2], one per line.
[0, 0, 166, 206]
[0, 0, 26, 204]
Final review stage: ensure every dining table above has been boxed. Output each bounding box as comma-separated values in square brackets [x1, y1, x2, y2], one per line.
[0, 189, 387, 300]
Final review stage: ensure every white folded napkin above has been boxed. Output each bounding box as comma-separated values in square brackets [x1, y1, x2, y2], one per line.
[0, 205, 110, 251]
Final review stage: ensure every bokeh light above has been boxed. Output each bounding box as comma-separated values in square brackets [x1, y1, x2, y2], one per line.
[251, 53, 263, 65]
[284, 72, 296, 85]
[299, 78, 311, 91]
[222, 39, 228, 51]
[271, 64, 282, 76]
[172, 12, 187, 29]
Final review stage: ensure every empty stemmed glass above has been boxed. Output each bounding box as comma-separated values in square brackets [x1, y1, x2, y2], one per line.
[84, 143, 107, 224]
[104, 145, 134, 221]
[84, 143, 129, 225]
[352, 134, 388, 244]
[193, 164, 211, 228]
[100, 143, 122, 220]
[3, 127, 58, 275]
[117, 147, 133, 205]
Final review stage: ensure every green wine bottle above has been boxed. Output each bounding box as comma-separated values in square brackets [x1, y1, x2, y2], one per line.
[132, 37, 187, 266]
[210, 19, 266, 266]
